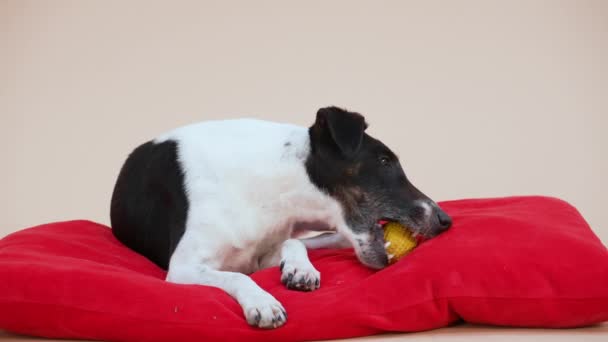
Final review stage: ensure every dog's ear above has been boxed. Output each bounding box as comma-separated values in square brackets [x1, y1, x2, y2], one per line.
[313, 106, 368, 158]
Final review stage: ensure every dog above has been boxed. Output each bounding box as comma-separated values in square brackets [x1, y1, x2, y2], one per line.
[110, 106, 452, 328]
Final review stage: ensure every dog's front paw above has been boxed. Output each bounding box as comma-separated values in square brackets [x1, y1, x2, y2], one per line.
[241, 291, 287, 329]
[280, 259, 320, 291]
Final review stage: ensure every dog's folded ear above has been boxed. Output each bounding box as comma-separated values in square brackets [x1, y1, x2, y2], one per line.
[313, 106, 368, 158]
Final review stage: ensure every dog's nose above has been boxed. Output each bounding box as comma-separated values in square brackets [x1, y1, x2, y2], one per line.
[437, 210, 452, 230]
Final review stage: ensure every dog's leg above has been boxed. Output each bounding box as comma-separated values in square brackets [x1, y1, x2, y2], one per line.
[301, 232, 351, 249]
[166, 263, 286, 328]
[279, 239, 321, 291]
[166, 231, 287, 329]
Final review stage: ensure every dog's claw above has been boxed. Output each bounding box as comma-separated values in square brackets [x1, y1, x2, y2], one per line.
[384, 241, 391, 248]
[387, 254, 394, 260]
[254, 309, 261, 326]
[279, 260, 285, 271]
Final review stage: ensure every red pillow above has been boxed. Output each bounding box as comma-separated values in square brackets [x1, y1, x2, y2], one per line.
[1, 196, 607, 342]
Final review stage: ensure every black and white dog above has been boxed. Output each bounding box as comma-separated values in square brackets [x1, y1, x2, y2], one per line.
[110, 106, 451, 328]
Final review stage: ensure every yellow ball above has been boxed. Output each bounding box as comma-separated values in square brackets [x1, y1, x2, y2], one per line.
[383, 222, 418, 264]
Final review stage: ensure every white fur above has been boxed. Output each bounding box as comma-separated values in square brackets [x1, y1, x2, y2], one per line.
[418, 200, 433, 219]
[301, 231, 351, 249]
[155, 119, 359, 328]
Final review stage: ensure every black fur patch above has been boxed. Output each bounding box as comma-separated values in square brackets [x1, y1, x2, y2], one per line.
[110, 140, 189, 269]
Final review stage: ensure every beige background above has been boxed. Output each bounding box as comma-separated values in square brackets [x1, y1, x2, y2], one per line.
[1, 1, 607, 341]
[1, 0, 607, 246]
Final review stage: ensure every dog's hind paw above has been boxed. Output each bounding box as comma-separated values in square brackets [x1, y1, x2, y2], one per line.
[280, 259, 321, 291]
[241, 291, 287, 329]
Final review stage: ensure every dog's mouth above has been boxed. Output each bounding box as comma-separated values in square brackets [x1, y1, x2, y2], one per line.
[351, 219, 422, 269]
[352, 217, 430, 270]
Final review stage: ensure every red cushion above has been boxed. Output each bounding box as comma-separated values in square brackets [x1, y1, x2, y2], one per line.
[1, 196, 607, 342]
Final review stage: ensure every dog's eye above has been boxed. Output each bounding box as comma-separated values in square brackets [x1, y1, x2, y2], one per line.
[379, 156, 391, 166]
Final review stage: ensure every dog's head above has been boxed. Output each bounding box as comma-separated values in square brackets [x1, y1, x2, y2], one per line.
[306, 106, 452, 269]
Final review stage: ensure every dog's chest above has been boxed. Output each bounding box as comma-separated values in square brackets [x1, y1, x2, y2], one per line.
[219, 225, 291, 274]
[209, 174, 340, 274]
